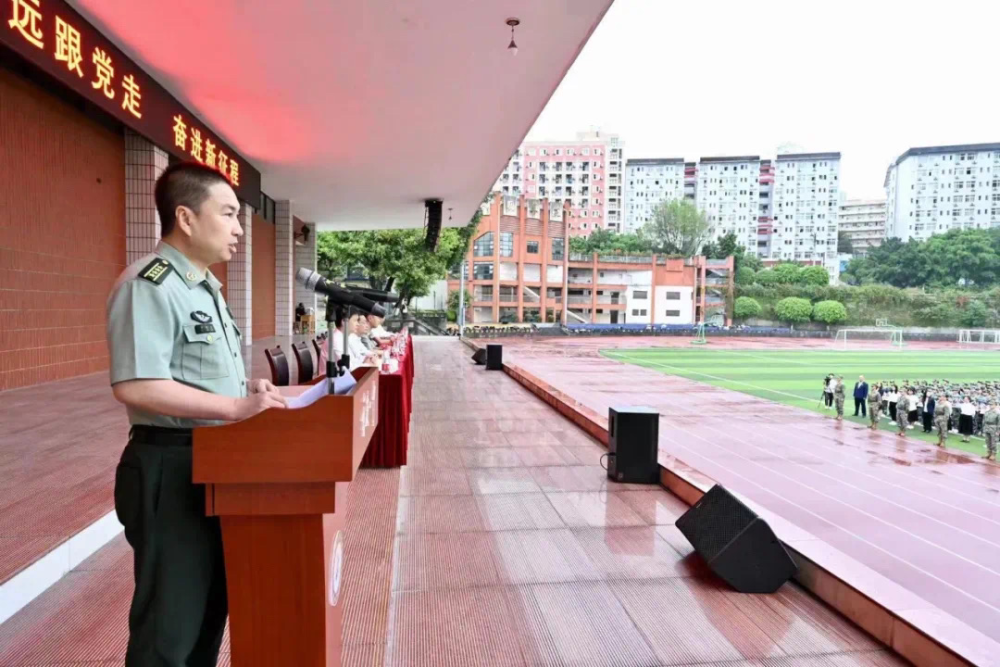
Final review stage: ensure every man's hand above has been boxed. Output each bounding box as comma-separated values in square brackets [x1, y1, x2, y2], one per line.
[232, 391, 287, 421]
[249, 378, 281, 395]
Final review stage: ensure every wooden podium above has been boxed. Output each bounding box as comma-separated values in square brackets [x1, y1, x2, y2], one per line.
[193, 367, 379, 667]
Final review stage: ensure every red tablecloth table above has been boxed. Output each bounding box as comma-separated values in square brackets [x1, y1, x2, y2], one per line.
[360, 339, 414, 468]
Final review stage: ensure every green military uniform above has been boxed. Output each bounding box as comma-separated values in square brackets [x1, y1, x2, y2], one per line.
[868, 388, 881, 430]
[898, 395, 910, 435]
[983, 406, 1000, 460]
[834, 380, 845, 419]
[935, 400, 951, 447]
[107, 241, 247, 667]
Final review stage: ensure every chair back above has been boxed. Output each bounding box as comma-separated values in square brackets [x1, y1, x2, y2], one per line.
[312, 338, 323, 361]
[264, 346, 290, 387]
[292, 341, 315, 383]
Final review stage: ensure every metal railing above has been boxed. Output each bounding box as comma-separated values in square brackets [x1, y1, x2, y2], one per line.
[569, 252, 591, 262]
[597, 254, 652, 264]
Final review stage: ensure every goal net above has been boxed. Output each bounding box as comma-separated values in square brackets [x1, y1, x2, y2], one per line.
[834, 327, 904, 350]
[958, 329, 1000, 348]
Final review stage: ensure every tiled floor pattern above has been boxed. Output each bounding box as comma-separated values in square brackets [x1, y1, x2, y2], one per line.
[382, 338, 907, 667]
[493, 336, 1000, 641]
[0, 467, 398, 666]
[0, 335, 316, 587]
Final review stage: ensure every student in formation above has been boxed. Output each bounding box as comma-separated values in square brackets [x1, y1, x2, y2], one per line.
[983, 401, 1000, 461]
[834, 376, 846, 421]
[867, 383, 882, 430]
[935, 395, 952, 448]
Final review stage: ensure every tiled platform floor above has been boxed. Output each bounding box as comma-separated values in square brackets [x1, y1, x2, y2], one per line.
[0, 335, 316, 588]
[0, 336, 908, 665]
[0, 466, 400, 666]
[495, 335, 1000, 641]
[383, 338, 906, 666]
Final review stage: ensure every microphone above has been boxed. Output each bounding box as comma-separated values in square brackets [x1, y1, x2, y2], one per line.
[348, 286, 400, 304]
[295, 268, 386, 317]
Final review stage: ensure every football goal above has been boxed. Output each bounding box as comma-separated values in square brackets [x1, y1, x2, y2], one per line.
[833, 327, 904, 350]
[958, 329, 1000, 348]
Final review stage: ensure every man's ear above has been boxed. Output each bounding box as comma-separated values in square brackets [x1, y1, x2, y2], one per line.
[174, 205, 196, 237]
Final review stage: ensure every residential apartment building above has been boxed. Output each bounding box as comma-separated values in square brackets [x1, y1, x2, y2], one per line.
[621, 152, 840, 275]
[492, 129, 625, 236]
[884, 142, 1000, 242]
[449, 193, 734, 325]
[838, 199, 886, 255]
[769, 152, 841, 275]
[624, 158, 685, 233]
[696, 155, 762, 255]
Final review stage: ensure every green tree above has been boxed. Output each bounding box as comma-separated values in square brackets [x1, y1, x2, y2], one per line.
[717, 231, 740, 259]
[642, 199, 709, 256]
[447, 288, 471, 322]
[775, 297, 813, 324]
[700, 239, 721, 259]
[961, 300, 990, 328]
[317, 207, 481, 305]
[772, 263, 801, 284]
[799, 265, 830, 286]
[837, 231, 854, 255]
[756, 269, 778, 286]
[734, 296, 762, 321]
[568, 228, 653, 255]
[812, 300, 848, 324]
[735, 266, 756, 285]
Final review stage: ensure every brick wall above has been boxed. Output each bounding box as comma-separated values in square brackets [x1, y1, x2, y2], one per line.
[252, 213, 276, 340]
[0, 67, 125, 391]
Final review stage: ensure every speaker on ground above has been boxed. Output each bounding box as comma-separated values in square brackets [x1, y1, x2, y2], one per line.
[486, 344, 503, 371]
[607, 407, 660, 484]
[471, 348, 486, 365]
[676, 484, 796, 594]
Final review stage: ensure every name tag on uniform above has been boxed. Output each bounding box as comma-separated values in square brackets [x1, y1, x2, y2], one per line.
[195, 324, 216, 334]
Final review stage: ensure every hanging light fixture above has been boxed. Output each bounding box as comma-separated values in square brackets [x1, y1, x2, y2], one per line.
[506, 18, 520, 56]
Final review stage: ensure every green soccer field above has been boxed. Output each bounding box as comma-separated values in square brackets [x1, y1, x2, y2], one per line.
[600, 346, 1000, 456]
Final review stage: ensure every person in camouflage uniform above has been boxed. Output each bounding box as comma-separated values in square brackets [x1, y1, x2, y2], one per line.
[834, 375, 846, 421]
[935, 395, 952, 448]
[983, 401, 1000, 461]
[868, 383, 882, 430]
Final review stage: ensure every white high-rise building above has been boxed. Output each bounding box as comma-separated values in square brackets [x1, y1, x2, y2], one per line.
[623, 158, 685, 233]
[838, 199, 886, 255]
[769, 153, 841, 275]
[695, 155, 762, 254]
[884, 143, 1000, 242]
[491, 130, 625, 235]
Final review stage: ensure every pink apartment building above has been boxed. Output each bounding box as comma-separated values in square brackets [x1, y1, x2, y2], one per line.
[493, 129, 624, 236]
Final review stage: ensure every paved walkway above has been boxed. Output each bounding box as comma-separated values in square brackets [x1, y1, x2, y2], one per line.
[0, 337, 907, 665]
[498, 335, 1000, 642]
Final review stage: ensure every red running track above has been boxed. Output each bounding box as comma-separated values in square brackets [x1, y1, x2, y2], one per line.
[498, 336, 1000, 640]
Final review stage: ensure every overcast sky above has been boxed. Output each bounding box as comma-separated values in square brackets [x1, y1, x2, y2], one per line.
[527, 0, 1000, 200]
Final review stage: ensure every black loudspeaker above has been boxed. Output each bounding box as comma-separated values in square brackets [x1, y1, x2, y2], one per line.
[471, 348, 486, 365]
[676, 485, 797, 594]
[607, 407, 659, 484]
[486, 344, 503, 371]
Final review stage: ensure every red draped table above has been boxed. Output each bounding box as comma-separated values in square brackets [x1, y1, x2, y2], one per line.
[361, 335, 414, 468]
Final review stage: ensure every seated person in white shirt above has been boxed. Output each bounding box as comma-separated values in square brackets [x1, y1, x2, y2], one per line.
[367, 314, 391, 341]
[347, 314, 380, 369]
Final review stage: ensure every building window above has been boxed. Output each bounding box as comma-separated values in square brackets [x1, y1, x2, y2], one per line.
[473, 232, 494, 257]
[473, 262, 494, 280]
[500, 232, 513, 257]
[551, 238, 565, 261]
[633, 290, 648, 299]
[666, 291, 681, 300]
[665, 309, 681, 317]
[526, 241, 539, 254]
[631, 309, 639, 316]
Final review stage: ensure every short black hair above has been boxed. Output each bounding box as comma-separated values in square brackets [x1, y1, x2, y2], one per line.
[154, 161, 233, 237]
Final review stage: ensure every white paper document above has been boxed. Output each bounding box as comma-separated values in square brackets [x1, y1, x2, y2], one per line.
[284, 372, 358, 409]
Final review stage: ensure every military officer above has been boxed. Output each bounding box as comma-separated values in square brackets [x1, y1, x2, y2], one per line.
[107, 162, 286, 666]
[935, 395, 952, 448]
[834, 375, 845, 420]
[983, 401, 1000, 461]
[867, 383, 882, 430]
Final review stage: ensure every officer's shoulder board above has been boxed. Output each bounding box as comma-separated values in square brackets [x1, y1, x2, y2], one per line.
[138, 258, 174, 286]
